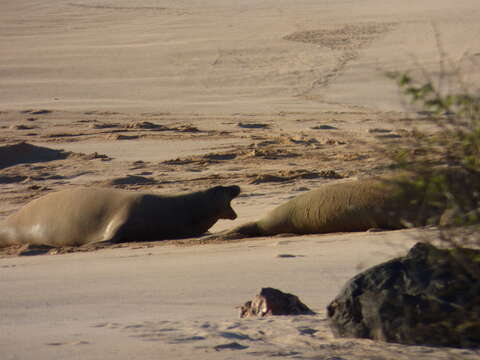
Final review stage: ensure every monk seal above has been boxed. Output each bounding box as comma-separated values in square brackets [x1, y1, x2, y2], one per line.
[213, 176, 439, 239]
[0, 185, 240, 247]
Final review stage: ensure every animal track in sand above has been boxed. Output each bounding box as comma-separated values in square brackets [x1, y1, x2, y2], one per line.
[67, 2, 188, 15]
[19, 109, 52, 115]
[96, 175, 157, 187]
[285, 23, 396, 94]
[91, 316, 480, 359]
[248, 169, 342, 185]
[46, 341, 90, 346]
[283, 23, 395, 51]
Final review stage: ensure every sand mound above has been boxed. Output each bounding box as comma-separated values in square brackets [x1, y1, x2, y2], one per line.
[0, 142, 109, 169]
[0, 142, 70, 169]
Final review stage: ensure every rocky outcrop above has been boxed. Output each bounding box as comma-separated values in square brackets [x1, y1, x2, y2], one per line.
[240, 287, 316, 318]
[327, 242, 480, 348]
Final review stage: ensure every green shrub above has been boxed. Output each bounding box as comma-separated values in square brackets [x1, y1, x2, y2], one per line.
[387, 70, 480, 253]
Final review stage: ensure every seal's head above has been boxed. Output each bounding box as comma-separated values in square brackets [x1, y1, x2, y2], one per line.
[206, 185, 241, 220]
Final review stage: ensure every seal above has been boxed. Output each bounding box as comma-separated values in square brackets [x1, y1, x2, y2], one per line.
[217, 176, 434, 238]
[0, 185, 240, 247]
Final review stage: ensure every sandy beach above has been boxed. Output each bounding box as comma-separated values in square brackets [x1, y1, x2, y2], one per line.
[1, 0, 480, 359]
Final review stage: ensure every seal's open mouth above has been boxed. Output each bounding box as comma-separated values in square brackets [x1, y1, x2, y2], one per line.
[224, 185, 240, 219]
[225, 206, 237, 220]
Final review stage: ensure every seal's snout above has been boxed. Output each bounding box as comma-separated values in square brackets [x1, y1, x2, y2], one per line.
[227, 185, 241, 199]
[208, 185, 241, 198]
[226, 186, 240, 219]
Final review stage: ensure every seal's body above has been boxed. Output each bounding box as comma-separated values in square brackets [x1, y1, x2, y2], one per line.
[0, 186, 240, 247]
[227, 177, 425, 237]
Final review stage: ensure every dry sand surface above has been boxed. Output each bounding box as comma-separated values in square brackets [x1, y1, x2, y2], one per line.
[1, 0, 480, 359]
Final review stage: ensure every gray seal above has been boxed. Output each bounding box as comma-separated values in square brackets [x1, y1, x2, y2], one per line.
[218, 177, 433, 238]
[0, 185, 240, 247]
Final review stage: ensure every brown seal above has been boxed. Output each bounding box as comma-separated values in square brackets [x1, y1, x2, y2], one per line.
[216, 176, 436, 238]
[0, 185, 240, 247]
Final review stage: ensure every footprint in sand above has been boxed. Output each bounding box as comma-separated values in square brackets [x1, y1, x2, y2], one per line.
[277, 254, 305, 258]
[10, 124, 36, 130]
[92, 322, 122, 329]
[214, 342, 249, 351]
[218, 332, 253, 341]
[297, 326, 318, 336]
[46, 341, 90, 346]
[311, 124, 338, 130]
[238, 122, 270, 129]
[169, 336, 206, 343]
[20, 109, 52, 115]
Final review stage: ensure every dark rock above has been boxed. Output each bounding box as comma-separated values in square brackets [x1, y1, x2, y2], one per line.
[327, 242, 480, 348]
[240, 287, 316, 318]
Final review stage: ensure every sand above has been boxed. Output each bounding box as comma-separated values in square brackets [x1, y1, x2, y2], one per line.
[1, 0, 480, 359]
